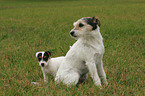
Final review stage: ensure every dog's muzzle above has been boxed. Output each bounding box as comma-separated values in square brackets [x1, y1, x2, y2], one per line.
[70, 31, 77, 37]
[41, 63, 44, 67]
[70, 31, 74, 36]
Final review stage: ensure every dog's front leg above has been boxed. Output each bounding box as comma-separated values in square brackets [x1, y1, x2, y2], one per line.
[97, 60, 108, 85]
[86, 61, 102, 88]
[95, 54, 108, 86]
[43, 71, 48, 82]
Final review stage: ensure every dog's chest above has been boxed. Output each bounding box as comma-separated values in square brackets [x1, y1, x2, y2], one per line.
[42, 67, 50, 73]
[42, 67, 55, 76]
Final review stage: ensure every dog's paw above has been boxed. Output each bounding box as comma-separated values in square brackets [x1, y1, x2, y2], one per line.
[96, 84, 102, 89]
[94, 81, 102, 89]
[44, 80, 48, 83]
[31, 82, 39, 85]
[103, 81, 108, 86]
[98, 85, 103, 89]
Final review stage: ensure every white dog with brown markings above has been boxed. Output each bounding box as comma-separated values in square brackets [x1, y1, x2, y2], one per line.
[55, 16, 108, 88]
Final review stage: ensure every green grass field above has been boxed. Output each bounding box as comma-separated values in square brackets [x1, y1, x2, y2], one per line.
[0, 0, 145, 95]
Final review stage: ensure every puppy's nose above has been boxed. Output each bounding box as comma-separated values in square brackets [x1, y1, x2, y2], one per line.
[70, 31, 75, 36]
[41, 63, 44, 67]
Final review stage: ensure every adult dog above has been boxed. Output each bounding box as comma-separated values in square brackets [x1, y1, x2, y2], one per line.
[55, 17, 108, 88]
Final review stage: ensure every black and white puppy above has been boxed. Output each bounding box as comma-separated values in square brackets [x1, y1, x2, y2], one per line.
[36, 51, 64, 82]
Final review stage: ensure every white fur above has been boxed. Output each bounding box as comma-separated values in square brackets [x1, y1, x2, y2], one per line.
[36, 52, 64, 82]
[41, 57, 64, 82]
[55, 17, 108, 87]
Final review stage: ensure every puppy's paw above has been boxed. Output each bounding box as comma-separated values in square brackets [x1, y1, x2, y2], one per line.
[31, 82, 39, 85]
[44, 80, 48, 83]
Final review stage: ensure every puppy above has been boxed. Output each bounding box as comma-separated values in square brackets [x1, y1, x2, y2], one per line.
[36, 51, 64, 82]
[55, 17, 108, 88]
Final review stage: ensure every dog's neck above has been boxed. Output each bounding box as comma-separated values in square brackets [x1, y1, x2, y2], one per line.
[81, 27, 103, 43]
[79, 27, 104, 53]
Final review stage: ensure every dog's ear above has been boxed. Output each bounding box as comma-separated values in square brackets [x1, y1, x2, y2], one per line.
[92, 16, 101, 27]
[45, 51, 51, 57]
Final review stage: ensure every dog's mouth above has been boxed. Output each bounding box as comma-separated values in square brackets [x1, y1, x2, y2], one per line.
[71, 34, 77, 37]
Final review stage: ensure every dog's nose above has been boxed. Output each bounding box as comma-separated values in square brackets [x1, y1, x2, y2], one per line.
[41, 63, 44, 67]
[70, 31, 75, 36]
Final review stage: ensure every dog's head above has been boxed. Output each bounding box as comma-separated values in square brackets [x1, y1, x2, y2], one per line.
[36, 51, 51, 67]
[70, 16, 101, 39]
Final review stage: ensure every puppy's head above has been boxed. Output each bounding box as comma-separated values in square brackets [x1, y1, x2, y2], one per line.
[70, 16, 101, 39]
[36, 51, 51, 67]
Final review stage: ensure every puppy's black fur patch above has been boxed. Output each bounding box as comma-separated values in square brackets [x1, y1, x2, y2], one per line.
[43, 51, 51, 62]
[38, 53, 42, 62]
[45, 51, 51, 57]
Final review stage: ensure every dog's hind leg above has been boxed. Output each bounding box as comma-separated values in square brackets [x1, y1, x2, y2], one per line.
[55, 71, 80, 86]
[76, 73, 88, 86]
[64, 71, 80, 86]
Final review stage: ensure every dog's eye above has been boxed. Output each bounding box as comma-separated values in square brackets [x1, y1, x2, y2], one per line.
[43, 56, 48, 62]
[38, 56, 42, 61]
[79, 23, 84, 27]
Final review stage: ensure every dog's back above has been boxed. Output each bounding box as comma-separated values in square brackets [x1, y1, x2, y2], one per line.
[44, 56, 65, 76]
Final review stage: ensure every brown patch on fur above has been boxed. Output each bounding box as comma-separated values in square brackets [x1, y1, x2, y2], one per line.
[92, 17, 101, 27]
[74, 24, 82, 31]
[74, 20, 86, 31]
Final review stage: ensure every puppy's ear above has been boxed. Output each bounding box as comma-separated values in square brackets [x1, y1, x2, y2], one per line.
[36, 52, 41, 57]
[92, 16, 101, 27]
[45, 51, 51, 57]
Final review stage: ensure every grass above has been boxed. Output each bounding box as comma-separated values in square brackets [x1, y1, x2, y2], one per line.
[0, 0, 145, 95]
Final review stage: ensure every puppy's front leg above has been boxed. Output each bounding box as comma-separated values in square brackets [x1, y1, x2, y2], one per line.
[86, 61, 102, 87]
[43, 71, 48, 82]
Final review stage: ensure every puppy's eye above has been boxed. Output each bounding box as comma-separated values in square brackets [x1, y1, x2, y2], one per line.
[43, 56, 48, 62]
[38, 56, 42, 61]
[79, 23, 84, 27]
